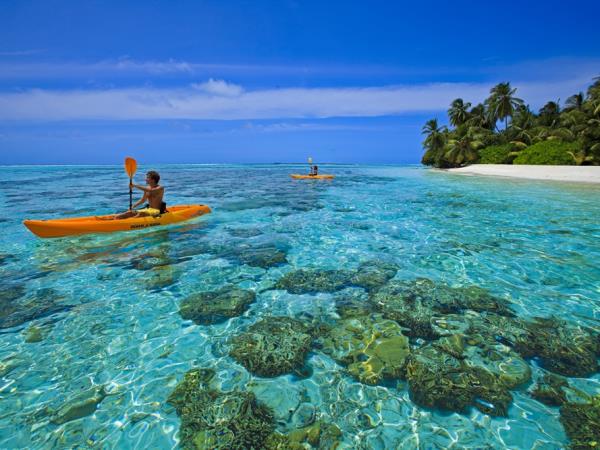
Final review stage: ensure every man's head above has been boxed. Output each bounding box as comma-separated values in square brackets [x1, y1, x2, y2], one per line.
[146, 170, 160, 185]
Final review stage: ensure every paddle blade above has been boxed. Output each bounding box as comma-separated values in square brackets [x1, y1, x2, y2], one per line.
[124, 157, 137, 178]
[308, 156, 313, 164]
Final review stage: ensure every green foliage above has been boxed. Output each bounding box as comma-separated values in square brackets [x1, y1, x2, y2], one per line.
[513, 140, 579, 165]
[485, 82, 524, 129]
[448, 98, 471, 127]
[478, 144, 514, 164]
[421, 118, 447, 167]
[420, 77, 600, 167]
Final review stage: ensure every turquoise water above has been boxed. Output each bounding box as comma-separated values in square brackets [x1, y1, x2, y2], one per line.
[1, 164, 599, 449]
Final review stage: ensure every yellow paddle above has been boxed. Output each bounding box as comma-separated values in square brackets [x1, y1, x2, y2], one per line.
[124, 157, 137, 210]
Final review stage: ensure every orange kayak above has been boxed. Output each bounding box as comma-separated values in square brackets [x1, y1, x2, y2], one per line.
[24, 204, 211, 238]
[290, 174, 335, 180]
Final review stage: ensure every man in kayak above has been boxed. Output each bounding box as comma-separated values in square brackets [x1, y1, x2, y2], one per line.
[115, 170, 165, 219]
[310, 165, 319, 176]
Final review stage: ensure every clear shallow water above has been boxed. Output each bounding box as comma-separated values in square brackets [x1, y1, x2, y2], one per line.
[0, 164, 599, 449]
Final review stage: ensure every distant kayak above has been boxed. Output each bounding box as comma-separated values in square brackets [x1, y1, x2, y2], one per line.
[290, 174, 335, 180]
[24, 204, 211, 238]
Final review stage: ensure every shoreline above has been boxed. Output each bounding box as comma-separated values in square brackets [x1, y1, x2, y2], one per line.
[444, 164, 600, 184]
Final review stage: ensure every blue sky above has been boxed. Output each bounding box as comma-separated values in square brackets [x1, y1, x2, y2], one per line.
[1, 0, 600, 164]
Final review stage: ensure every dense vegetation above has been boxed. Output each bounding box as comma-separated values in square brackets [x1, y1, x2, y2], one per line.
[421, 78, 600, 168]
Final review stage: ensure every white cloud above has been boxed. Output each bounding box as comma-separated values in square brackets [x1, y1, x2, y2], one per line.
[0, 49, 43, 57]
[191, 78, 243, 97]
[0, 76, 594, 121]
[113, 58, 194, 74]
[0, 56, 598, 85]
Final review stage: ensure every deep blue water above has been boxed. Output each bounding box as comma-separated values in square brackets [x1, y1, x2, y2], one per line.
[0, 164, 599, 449]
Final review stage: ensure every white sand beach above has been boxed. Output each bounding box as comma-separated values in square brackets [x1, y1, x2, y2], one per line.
[446, 165, 600, 184]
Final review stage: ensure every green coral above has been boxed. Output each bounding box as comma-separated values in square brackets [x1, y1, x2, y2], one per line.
[168, 368, 275, 450]
[531, 373, 569, 407]
[560, 395, 600, 450]
[275, 269, 354, 294]
[321, 315, 410, 384]
[265, 421, 343, 449]
[0, 288, 70, 329]
[230, 317, 312, 377]
[469, 314, 599, 378]
[335, 292, 374, 319]
[523, 318, 598, 377]
[50, 385, 107, 425]
[350, 260, 399, 292]
[216, 242, 288, 269]
[275, 261, 398, 296]
[467, 313, 532, 355]
[179, 287, 256, 325]
[406, 335, 530, 416]
[370, 279, 514, 339]
[23, 325, 45, 343]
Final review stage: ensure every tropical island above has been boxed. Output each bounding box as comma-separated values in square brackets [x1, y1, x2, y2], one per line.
[421, 78, 600, 169]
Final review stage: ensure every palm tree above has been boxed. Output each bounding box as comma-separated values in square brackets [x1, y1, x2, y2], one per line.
[448, 98, 471, 127]
[466, 103, 491, 129]
[512, 104, 535, 130]
[565, 92, 584, 111]
[485, 82, 524, 130]
[586, 77, 600, 102]
[444, 135, 483, 167]
[568, 147, 594, 165]
[538, 101, 561, 127]
[421, 119, 447, 166]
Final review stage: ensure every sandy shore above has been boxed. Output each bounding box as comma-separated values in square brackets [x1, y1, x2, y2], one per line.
[445, 164, 600, 184]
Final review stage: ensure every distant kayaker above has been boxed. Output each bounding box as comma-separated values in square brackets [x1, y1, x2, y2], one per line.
[310, 165, 319, 176]
[115, 170, 165, 219]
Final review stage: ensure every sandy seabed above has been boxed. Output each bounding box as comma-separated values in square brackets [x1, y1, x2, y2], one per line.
[445, 164, 600, 184]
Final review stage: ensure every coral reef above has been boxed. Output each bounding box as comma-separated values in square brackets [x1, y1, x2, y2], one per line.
[214, 242, 288, 269]
[23, 325, 45, 343]
[168, 368, 275, 450]
[466, 313, 532, 354]
[226, 227, 263, 238]
[275, 269, 354, 294]
[560, 395, 600, 450]
[275, 260, 398, 295]
[179, 287, 256, 325]
[50, 385, 107, 425]
[320, 315, 410, 384]
[350, 261, 399, 292]
[265, 421, 342, 449]
[369, 280, 440, 339]
[145, 265, 179, 290]
[236, 244, 288, 269]
[1, 283, 25, 304]
[522, 318, 598, 377]
[0, 288, 70, 329]
[334, 289, 374, 319]
[531, 373, 569, 406]
[230, 317, 312, 377]
[371, 279, 514, 336]
[406, 335, 530, 416]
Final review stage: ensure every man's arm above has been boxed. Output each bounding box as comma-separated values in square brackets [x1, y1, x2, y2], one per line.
[131, 183, 150, 193]
[131, 184, 164, 194]
[132, 192, 148, 209]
